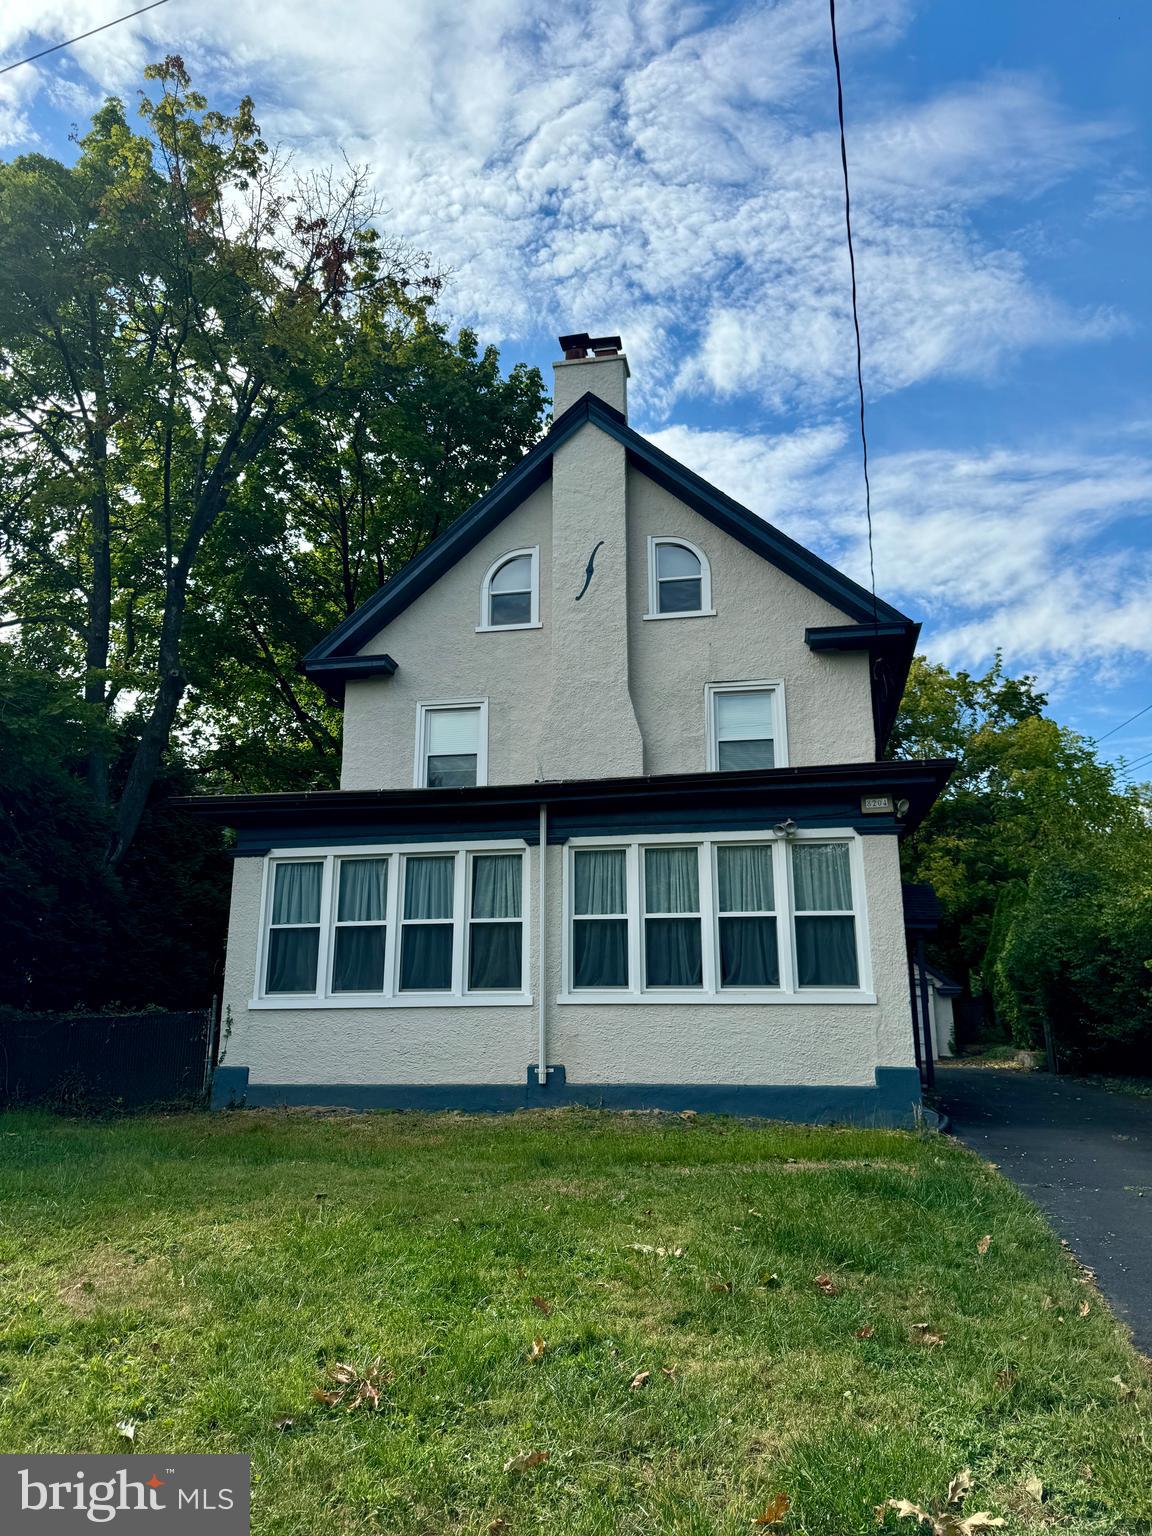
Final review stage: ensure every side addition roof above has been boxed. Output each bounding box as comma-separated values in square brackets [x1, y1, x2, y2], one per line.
[303, 392, 920, 750]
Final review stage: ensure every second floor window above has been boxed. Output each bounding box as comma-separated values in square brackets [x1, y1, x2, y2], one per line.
[481, 548, 539, 630]
[646, 537, 713, 618]
[416, 701, 487, 788]
[706, 682, 784, 770]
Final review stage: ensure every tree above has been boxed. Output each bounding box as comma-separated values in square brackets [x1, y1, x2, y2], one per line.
[0, 58, 547, 850]
[893, 654, 1152, 1066]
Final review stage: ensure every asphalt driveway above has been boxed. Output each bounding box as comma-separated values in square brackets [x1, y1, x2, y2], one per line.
[936, 1066, 1152, 1355]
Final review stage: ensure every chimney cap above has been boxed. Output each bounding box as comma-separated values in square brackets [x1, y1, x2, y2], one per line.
[558, 331, 622, 361]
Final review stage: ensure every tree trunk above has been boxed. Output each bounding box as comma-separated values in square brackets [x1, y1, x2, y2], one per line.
[84, 440, 112, 806]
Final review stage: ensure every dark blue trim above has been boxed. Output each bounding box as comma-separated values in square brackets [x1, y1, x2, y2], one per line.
[211, 1065, 251, 1108]
[805, 623, 909, 650]
[212, 1064, 922, 1127]
[304, 393, 912, 665]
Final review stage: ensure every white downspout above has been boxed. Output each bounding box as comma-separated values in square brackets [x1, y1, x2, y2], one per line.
[536, 802, 549, 1086]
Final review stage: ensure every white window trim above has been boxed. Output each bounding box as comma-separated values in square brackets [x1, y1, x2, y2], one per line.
[477, 547, 542, 632]
[705, 679, 788, 771]
[413, 698, 489, 789]
[252, 840, 531, 1008]
[558, 829, 872, 1005]
[644, 536, 715, 620]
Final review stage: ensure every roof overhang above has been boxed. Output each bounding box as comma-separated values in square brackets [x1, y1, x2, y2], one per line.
[173, 757, 954, 852]
[806, 622, 921, 756]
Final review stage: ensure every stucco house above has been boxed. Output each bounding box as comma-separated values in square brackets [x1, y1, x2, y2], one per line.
[189, 334, 952, 1124]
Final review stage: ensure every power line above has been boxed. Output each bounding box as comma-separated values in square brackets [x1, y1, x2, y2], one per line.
[828, 0, 878, 627]
[1118, 750, 1152, 778]
[1094, 699, 1152, 745]
[0, 0, 170, 77]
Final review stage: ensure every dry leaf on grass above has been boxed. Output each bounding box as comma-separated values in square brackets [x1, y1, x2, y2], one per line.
[660, 1365, 677, 1379]
[814, 1274, 839, 1296]
[115, 1421, 136, 1442]
[274, 1417, 294, 1432]
[313, 1359, 391, 1412]
[1079, 1299, 1091, 1318]
[488, 1521, 511, 1534]
[528, 1336, 547, 1362]
[855, 1325, 875, 1339]
[531, 1296, 553, 1316]
[629, 1370, 651, 1390]
[1111, 1374, 1135, 1399]
[504, 1450, 550, 1474]
[1023, 1476, 1044, 1502]
[994, 1368, 1016, 1391]
[753, 1491, 790, 1525]
[910, 1322, 944, 1348]
[708, 1279, 734, 1294]
[758, 1271, 782, 1288]
[630, 1243, 685, 1258]
[946, 1471, 973, 1505]
[977, 1235, 992, 1257]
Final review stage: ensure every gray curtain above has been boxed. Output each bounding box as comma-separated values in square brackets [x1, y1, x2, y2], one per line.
[644, 847, 698, 914]
[793, 844, 857, 986]
[333, 928, 385, 993]
[338, 859, 387, 922]
[472, 855, 521, 918]
[574, 849, 626, 915]
[573, 851, 628, 986]
[469, 854, 523, 990]
[717, 845, 773, 912]
[792, 843, 852, 910]
[400, 856, 454, 990]
[404, 857, 454, 919]
[719, 918, 779, 987]
[796, 917, 858, 987]
[266, 929, 319, 993]
[271, 862, 321, 925]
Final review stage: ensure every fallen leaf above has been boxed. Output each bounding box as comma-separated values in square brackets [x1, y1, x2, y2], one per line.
[528, 1336, 547, 1363]
[958, 1517, 1005, 1533]
[488, 1522, 511, 1535]
[977, 1235, 992, 1257]
[1111, 1374, 1135, 1399]
[758, 1271, 782, 1288]
[753, 1491, 790, 1525]
[1023, 1476, 1044, 1501]
[708, 1279, 734, 1294]
[994, 1368, 1017, 1391]
[312, 1388, 341, 1405]
[629, 1370, 651, 1390]
[504, 1450, 550, 1474]
[313, 1358, 391, 1412]
[814, 1274, 839, 1297]
[274, 1417, 294, 1432]
[679, 1110, 698, 1120]
[531, 1296, 553, 1316]
[947, 1470, 974, 1505]
[910, 1323, 944, 1348]
[855, 1325, 875, 1339]
[1079, 1300, 1091, 1318]
[880, 1497, 931, 1522]
[660, 1365, 677, 1379]
[115, 1421, 136, 1442]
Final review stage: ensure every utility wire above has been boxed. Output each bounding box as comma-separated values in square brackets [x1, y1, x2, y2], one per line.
[828, 0, 879, 627]
[1094, 699, 1152, 744]
[0, 0, 170, 77]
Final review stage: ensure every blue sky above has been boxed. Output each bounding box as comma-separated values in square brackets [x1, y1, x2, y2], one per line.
[2, 0, 1150, 770]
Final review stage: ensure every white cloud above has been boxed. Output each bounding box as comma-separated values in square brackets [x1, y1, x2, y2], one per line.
[650, 419, 1152, 689]
[0, 0, 1128, 415]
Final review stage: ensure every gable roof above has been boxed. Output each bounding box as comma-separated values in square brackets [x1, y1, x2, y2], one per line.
[303, 391, 920, 748]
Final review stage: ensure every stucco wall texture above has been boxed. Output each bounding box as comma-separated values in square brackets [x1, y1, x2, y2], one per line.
[221, 835, 913, 1090]
[341, 405, 874, 791]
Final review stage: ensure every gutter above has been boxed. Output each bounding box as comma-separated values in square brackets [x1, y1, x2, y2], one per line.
[537, 803, 549, 1087]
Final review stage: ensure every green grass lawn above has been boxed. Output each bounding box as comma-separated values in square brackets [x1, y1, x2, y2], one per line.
[0, 1109, 1148, 1535]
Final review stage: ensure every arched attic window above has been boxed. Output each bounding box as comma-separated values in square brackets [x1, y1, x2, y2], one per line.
[479, 549, 540, 631]
[646, 537, 713, 618]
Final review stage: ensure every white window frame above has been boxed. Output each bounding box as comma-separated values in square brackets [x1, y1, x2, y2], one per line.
[477, 547, 541, 632]
[644, 536, 715, 620]
[252, 840, 531, 1008]
[558, 830, 871, 1005]
[705, 680, 788, 771]
[414, 699, 489, 789]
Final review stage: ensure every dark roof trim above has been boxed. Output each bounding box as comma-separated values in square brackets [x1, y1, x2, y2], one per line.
[806, 623, 910, 650]
[304, 653, 398, 701]
[304, 392, 913, 673]
[173, 756, 954, 839]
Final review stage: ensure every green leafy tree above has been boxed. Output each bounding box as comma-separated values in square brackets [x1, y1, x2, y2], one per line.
[0, 58, 546, 850]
